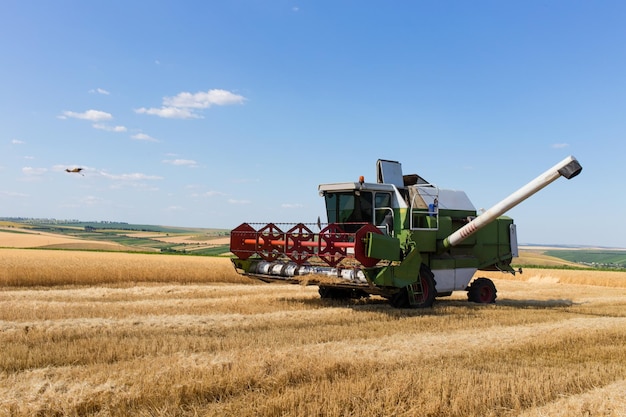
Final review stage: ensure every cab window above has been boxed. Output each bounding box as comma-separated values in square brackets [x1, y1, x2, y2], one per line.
[325, 191, 373, 228]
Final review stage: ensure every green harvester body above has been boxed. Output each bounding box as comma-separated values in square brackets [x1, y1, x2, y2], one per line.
[230, 156, 582, 308]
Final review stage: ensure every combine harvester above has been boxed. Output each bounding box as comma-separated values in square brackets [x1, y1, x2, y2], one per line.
[230, 156, 582, 308]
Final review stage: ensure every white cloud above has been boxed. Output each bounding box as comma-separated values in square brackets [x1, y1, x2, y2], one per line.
[11, 139, 25, 145]
[135, 106, 199, 119]
[81, 196, 106, 206]
[165, 205, 185, 212]
[135, 89, 246, 119]
[93, 123, 127, 132]
[228, 199, 251, 205]
[89, 88, 110, 95]
[281, 203, 304, 209]
[163, 159, 198, 167]
[204, 190, 226, 197]
[22, 166, 47, 176]
[131, 133, 159, 142]
[60, 109, 113, 122]
[552, 143, 570, 149]
[232, 178, 260, 184]
[0, 191, 29, 198]
[190, 190, 226, 198]
[100, 171, 163, 181]
[164, 89, 246, 108]
[188, 186, 226, 198]
[110, 183, 160, 191]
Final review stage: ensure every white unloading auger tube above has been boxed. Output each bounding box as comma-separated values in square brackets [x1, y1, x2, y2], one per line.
[442, 155, 582, 249]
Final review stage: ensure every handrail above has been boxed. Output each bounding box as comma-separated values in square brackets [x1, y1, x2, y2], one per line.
[374, 207, 395, 236]
[409, 184, 439, 231]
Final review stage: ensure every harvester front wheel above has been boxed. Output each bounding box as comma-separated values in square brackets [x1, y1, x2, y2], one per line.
[467, 277, 497, 304]
[389, 264, 437, 309]
[389, 288, 410, 308]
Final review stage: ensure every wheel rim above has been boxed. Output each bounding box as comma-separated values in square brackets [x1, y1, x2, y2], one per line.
[479, 285, 492, 303]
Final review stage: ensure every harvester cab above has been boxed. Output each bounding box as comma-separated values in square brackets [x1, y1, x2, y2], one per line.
[230, 156, 582, 308]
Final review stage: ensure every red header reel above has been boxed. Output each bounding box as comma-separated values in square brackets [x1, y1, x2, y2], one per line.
[230, 222, 382, 268]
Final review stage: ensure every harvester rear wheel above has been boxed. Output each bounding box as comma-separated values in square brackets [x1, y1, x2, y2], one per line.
[467, 277, 497, 304]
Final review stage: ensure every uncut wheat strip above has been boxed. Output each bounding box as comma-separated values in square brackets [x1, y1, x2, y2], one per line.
[515, 378, 626, 417]
[2, 315, 624, 414]
[481, 277, 626, 304]
[3, 279, 624, 335]
[2, 280, 624, 340]
[0, 280, 598, 336]
[0, 283, 305, 304]
[0, 257, 236, 275]
[481, 268, 626, 288]
[0, 248, 239, 273]
[0, 306, 354, 335]
[0, 285, 319, 321]
[3, 273, 622, 306]
[280, 315, 626, 361]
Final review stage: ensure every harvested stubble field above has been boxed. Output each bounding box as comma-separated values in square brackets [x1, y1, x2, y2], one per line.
[1, 249, 626, 416]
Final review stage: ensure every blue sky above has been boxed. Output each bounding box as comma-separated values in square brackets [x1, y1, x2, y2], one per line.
[1, 1, 624, 247]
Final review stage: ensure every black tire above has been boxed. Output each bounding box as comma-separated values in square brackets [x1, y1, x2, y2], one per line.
[318, 286, 368, 300]
[318, 286, 338, 299]
[389, 264, 437, 308]
[389, 287, 410, 308]
[467, 277, 497, 304]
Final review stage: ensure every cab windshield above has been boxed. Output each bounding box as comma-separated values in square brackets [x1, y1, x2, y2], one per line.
[324, 190, 394, 234]
[324, 191, 372, 231]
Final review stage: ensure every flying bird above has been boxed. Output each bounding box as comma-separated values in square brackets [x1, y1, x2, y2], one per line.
[65, 167, 84, 176]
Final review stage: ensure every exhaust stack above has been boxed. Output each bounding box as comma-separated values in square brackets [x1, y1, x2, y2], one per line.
[442, 155, 582, 249]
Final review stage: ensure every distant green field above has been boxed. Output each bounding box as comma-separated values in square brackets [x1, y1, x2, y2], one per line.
[178, 245, 230, 256]
[2, 218, 229, 236]
[7, 220, 231, 255]
[52, 222, 223, 235]
[0, 228, 31, 235]
[545, 249, 626, 269]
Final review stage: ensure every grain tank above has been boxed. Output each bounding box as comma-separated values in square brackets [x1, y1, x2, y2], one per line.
[230, 156, 582, 308]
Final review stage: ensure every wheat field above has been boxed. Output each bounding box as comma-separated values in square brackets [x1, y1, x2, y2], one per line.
[1, 249, 626, 416]
[0, 227, 132, 251]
